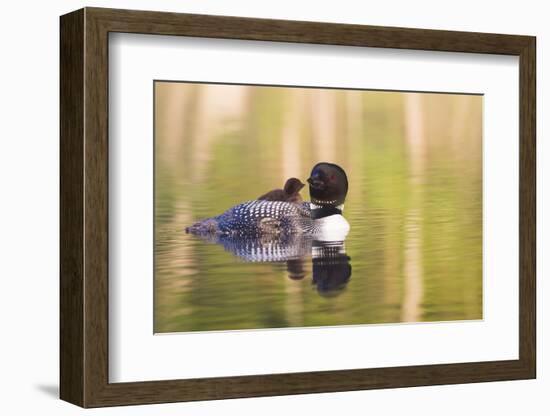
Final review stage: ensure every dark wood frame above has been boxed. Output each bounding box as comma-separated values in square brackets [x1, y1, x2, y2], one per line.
[60, 7, 536, 408]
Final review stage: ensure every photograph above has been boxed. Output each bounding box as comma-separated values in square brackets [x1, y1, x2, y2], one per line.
[154, 81, 483, 333]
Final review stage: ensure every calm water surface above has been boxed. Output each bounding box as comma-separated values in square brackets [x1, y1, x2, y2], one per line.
[154, 83, 482, 333]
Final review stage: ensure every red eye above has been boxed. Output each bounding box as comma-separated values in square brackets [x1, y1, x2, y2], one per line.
[330, 174, 335, 181]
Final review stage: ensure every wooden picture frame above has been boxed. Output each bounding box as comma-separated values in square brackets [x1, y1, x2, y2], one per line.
[60, 7, 536, 408]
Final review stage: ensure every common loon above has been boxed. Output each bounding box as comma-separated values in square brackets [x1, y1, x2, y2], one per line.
[258, 177, 305, 203]
[185, 162, 349, 238]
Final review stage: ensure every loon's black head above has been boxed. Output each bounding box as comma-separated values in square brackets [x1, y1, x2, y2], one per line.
[307, 162, 348, 207]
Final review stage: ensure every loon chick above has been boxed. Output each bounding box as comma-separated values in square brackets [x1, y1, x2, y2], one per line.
[185, 162, 349, 237]
[258, 178, 305, 203]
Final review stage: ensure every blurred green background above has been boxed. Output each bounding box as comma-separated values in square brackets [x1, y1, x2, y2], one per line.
[154, 82, 482, 333]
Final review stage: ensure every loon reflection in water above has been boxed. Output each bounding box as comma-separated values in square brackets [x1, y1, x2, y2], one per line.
[189, 232, 352, 297]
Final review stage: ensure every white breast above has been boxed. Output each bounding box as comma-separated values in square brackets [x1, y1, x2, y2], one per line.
[313, 214, 350, 241]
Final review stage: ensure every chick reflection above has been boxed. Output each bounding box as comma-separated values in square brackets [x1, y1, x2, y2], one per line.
[286, 258, 306, 280]
[189, 232, 352, 296]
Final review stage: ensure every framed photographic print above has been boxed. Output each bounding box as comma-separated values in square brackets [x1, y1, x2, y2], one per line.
[60, 7, 536, 408]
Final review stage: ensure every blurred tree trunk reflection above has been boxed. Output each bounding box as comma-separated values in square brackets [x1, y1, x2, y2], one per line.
[401, 93, 425, 323]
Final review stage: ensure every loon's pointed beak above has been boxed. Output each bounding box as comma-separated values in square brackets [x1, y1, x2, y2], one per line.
[307, 175, 325, 190]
